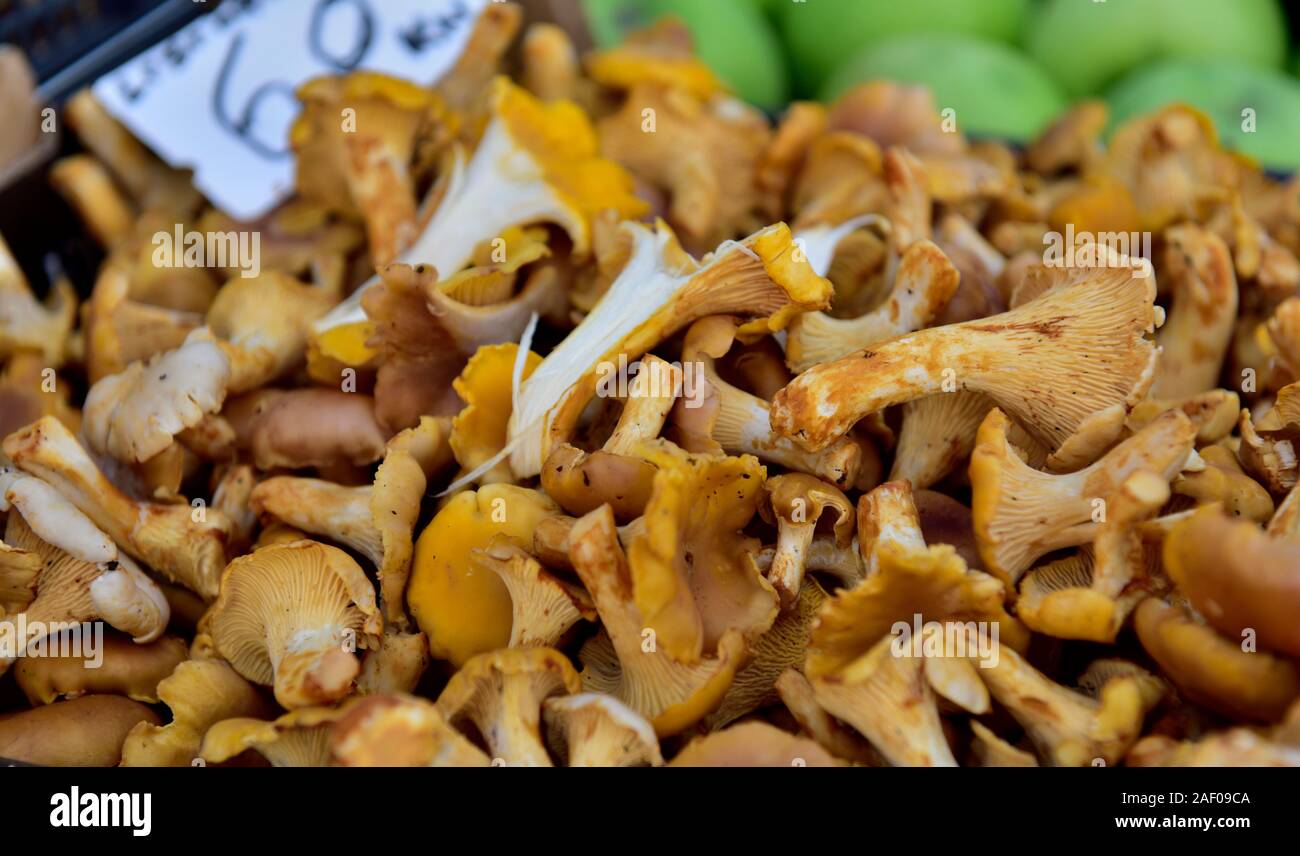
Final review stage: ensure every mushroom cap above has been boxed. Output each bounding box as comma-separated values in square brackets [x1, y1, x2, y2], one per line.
[407, 484, 560, 667]
[205, 272, 335, 393]
[1171, 444, 1273, 523]
[227, 388, 389, 470]
[771, 259, 1160, 456]
[568, 504, 745, 736]
[670, 722, 841, 767]
[762, 473, 853, 541]
[474, 537, 593, 649]
[82, 327, 230, 464]
[1134, 597, 1300, 723]
[436, 646, 581, 766]
[597, 80, 769, 254]
[4, 416, 231, 599]
[585, 18, 726, 102]
[1165, 505, 1300, 659]
[14, 633, 187, 705]
[543, 693, 663, 767]
[625, 439, 777, 662]
[0, 695, 161, 766]
[201, 707, 345, 767]
[971, 407, 1194, 587]
[330, 694, 490, 767]
[450, 342, 542, 485]
[3, 512, 169, 648]
[120, 658, 274, 767]
[806, 540, 1027, 681]
[209, 540, 380, 709]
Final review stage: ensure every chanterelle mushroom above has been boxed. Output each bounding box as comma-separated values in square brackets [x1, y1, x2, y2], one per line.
[1149, 224, 1238, 399]
[4, 417, 232, 598]
[1016, 469, 1170, 643]
[1134, 597, 1300, 723]
[672, 316, 866, 489]
[474, 538, 594, 649]
[543, 693, 663, 767]
[971, 408, 1194, 589]
[621, 439, 777, 662]
[507, 218, 831, 478]
[406, 484, 561, 667]
[311, 77, 645, 366]
[567, 505, 743, 736]
[82, 327, 230, 464]
[1, 493, 169, 675]
[1163, 505, 1300, 659]
[329, 694, 490, 767]
[436, 646, 580, 767]
[120, 659, 273, 766]
[771, 260, 1160, 465]
[759, 474, 853, 608]
[208, 540, 381, 709]
[669, 721, 842, 767]
[973, 643, 1159, 766]
[784, 239, 959, 373]
[250, 417, 451, 625]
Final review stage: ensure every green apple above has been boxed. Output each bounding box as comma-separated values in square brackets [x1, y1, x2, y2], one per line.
[1026, 0, 1288, 97]
[579, 0, 790, 110]
[1107, 58, 1300, 171]
[781, 0, 1030, 96]
[821, 34, 1068, 141]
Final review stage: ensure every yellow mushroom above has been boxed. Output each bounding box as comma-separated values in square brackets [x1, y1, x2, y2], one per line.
[406, 484, 561, 667]
[4, 417, 231, 598]
[14, 633, 187, 706]
[250, 417, 451, 625]
[311, 77, 645, 366]
[330, 694, 490, 767]
[1135, 597, 1300, 722]
[567, 504, 743, 736]
[82, 328, 231, 465]
[673, 316, 866, 488]
[971, 408, 1194, 588]
[474, 537, 594, 649]
[436, 647, 581, 767]
[785, 239, 959, 373]
[507, 218, 831, 479]
[120, 659, 273, 766]
[207, 540, 381, 709]
[772, 260, 1160, 466]
[543, 693, 663, 767]
[1149, 225, 1238, 399]
[759, 475, 852, 607]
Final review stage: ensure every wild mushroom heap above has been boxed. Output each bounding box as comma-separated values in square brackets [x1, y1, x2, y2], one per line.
[3, 5, 1300, 767]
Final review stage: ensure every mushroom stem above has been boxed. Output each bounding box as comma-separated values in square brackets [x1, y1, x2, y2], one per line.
[275, 642, 361, 709]
[603, 354, 681, 455]
[483, 677, 552, 767]
[769, 520, 817, 608]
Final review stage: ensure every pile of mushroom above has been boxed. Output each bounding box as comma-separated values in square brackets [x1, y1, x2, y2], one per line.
[3, 4, 1300, 767]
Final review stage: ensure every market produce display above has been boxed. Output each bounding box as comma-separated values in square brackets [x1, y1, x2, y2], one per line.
[1, 1, 1300, 769]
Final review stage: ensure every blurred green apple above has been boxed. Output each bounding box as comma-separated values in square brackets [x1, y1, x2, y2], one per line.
[1107, 58, 1300, 170]
[822, 34, 1067, 141]
[1026, 0, 1287, 97]
[781, 0, 1030, 96]
[580, 0, 790, 110]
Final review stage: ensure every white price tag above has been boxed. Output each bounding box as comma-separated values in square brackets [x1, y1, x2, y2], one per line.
[92, 0, 489, 221]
